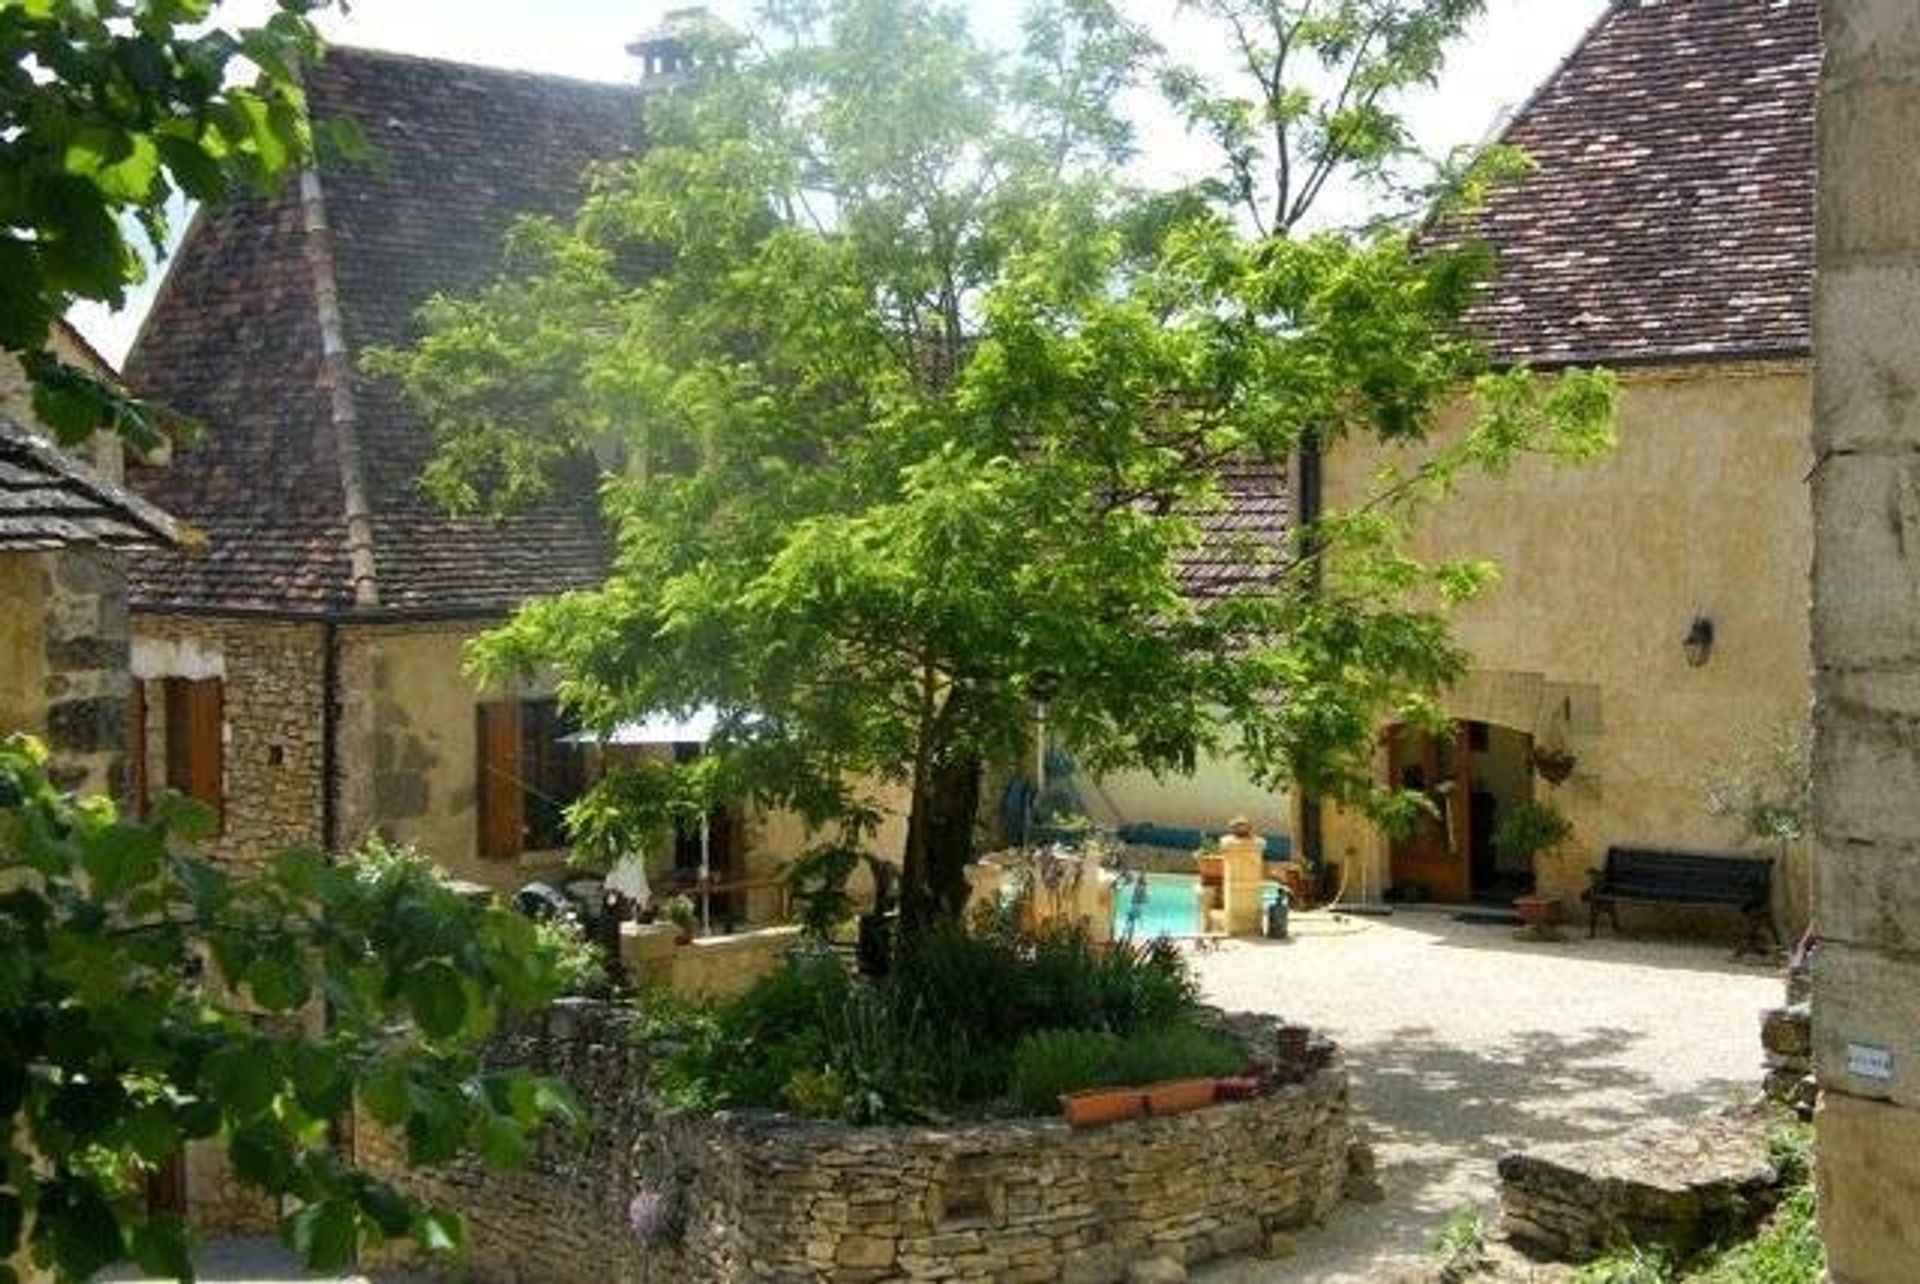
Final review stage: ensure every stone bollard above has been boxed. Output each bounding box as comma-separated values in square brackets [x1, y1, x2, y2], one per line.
[1218, 817, 1267, 937]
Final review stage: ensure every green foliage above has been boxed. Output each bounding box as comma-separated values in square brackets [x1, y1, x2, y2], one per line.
[1008, 1029, 1123, 1115]
[1491, 799, 1573, 865]
[1575, 1247, 1675, 1284]
[785, 842, 894, 940]
[1691, 1184, 1823, 1284]
[1431, 1204, 1487, 1281]
[1105, 1022, 1246, 1086]
[1, 0, 361, 447]
[0, 735, 583, 1282]
[1008, 1022, 1246, 1115]
[1702, 720, 1813, 847]
[378, 0, 1617, 931]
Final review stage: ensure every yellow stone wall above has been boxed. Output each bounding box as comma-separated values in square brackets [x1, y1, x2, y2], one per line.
[335, 621, 501, 886]
[336, 618, 908, 907]
[1322, 362, 1815, 921]
[0, 556, 48, 740]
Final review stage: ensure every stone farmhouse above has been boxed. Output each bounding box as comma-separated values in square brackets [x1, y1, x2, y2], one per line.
[124, 48, 657, 891]
[119, 0, 1823, 939]
[1318, 0, 1820, 928]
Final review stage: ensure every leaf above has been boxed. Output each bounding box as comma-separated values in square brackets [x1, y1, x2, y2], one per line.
[129, 1217, 194, 1281]
[201, 1042, 278, 1121]
[360, 1061, 411, 1126]
[291, 1044, 349, 1118]
[63, 127, 163, 203]
[80, 823, 165, 899]
[412, 1208, 466, 1257]
[475, 1113, 529, 1170]
[285, 1200, 358, 1272]
[245, 953, 311, 1012]
[404, 961, 468, 1040]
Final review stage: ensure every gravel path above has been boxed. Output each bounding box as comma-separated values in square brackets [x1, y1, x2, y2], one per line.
[1190, 907, 1782, 1282]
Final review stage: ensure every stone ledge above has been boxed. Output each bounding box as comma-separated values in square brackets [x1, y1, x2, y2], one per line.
[1498, 1105, 1785, 1264]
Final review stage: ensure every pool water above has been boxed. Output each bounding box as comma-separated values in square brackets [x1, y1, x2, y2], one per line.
[1112, 872, 1281, 939]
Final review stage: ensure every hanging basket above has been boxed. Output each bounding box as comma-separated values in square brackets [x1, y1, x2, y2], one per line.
[1532, 745, 1578, 785]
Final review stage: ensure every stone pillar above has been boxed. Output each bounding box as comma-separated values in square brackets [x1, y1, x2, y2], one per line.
[1219, 820, 1266, 937]
[1812, 6, 1920, 1279]
[40, 547, 130, 798]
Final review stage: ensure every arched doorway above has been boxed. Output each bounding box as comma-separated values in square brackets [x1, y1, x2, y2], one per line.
[1385, 720, 1536, 904]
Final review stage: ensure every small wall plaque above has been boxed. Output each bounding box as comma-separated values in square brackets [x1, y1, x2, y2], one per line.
[1847, 1042, 1895, 1081]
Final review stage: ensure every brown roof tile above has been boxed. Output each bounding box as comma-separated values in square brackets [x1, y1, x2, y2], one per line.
[0, 415, 181, 552]
[126, 47, 640, 614]
[1463, 0, 1818, 367]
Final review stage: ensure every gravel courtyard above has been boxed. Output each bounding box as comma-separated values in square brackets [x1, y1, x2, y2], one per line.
[1191, 907, 1784, 1282]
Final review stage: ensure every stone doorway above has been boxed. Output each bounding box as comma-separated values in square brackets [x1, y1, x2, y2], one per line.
[1385, 720, 1536, 904]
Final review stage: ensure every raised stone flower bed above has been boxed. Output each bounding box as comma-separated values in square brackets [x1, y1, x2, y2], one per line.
[359, 1003, 1355, 1284]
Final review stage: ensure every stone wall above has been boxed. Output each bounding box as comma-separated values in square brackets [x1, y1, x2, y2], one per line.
[1, 546, 131, 797]
[619, 922, 805, 999]
[361, 1003, 1353, 1284]
[131, 614, 328, 865]
[1811, 4, 1920, 1279]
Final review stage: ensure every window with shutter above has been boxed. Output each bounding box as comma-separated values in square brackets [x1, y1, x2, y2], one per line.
[128, 679, 148, 817]
[475, 698, 586, 860]
[162, 677, 223, 833]
[476, 701, 525, 861]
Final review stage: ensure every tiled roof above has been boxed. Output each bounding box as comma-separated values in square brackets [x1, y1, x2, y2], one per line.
[1176, 461, 1292, 603]
[126, 48, 640, 614]
[0, 415, 181, 552]
[1463, 0, 1818, 367]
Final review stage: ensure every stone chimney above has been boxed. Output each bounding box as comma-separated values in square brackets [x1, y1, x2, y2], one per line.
[627, 6, 739, 90]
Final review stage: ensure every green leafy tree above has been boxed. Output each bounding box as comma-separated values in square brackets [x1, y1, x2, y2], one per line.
[1, 0, 348, 448]
[0, 736, 584, 1282]
[374, 0, 1614, 929]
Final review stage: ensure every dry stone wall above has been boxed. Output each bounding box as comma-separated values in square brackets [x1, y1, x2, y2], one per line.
[131, 614, 328, 864]
[361, 1002, 1352, 1284]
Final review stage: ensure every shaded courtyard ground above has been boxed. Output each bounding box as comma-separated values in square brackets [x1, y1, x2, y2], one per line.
[1192, 907, 1782, 1282]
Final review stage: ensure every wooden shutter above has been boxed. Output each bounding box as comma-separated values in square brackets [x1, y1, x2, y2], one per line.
[164, 678, 224, 832]
[127, 679, 148, 817]
[476, 702, 525, 861]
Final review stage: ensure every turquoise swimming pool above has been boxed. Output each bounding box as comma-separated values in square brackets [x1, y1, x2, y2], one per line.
[1112, 872, 1281, 939]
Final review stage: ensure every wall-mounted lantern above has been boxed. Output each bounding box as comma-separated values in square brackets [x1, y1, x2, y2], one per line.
[1683, 615, 1716, 668]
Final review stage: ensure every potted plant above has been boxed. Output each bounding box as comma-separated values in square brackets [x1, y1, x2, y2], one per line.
[1492, 801, 1573, 932]
[1059, 1087, 1145, 1127]
[1143, 1078, 1217, 1116]
[1531, 744, 1578, 785]
[661, 893, 698, 944]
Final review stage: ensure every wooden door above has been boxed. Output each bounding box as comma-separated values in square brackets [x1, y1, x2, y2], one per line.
[1386, 722, 1472, 903]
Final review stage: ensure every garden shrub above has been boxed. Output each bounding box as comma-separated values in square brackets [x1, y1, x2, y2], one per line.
[1107, 1022, 1247, 1085]
[1009, 1029, 1124, 1115]
[647, 922, 1224, 1121]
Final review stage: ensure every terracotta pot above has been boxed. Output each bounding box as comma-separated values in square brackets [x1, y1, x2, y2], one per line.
[1059, 1088, 1144, 1128]
[1513, 895, 1557, 929]
[1143, 1078, 1218, 1116]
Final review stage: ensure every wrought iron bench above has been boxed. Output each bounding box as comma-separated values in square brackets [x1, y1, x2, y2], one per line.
[1584, 846, 1777, 955]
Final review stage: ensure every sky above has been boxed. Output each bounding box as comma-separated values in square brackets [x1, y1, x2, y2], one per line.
[68, 0, 1610, 363]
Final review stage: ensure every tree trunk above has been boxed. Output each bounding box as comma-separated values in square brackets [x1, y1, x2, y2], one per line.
[900, 687, 983, 931]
